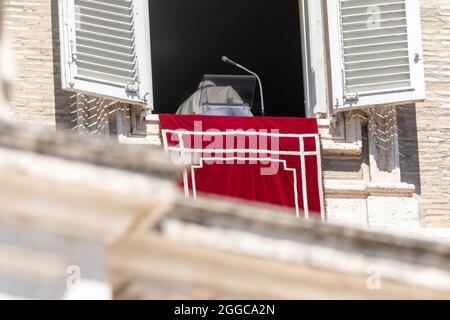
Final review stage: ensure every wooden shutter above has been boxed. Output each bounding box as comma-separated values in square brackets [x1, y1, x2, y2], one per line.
[327, 0, 425, 110]
[58, 0, 153, 106]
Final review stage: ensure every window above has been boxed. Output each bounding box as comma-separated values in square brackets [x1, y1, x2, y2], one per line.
[58, 0, 424, 118]
[327, 0, 425, 110]
[58, 0, 153, 106]
[59, 0, 308, 117]
[149, 0, 305, 117]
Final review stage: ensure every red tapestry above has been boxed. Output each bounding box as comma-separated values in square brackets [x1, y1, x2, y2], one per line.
[159, 114, 322, 216]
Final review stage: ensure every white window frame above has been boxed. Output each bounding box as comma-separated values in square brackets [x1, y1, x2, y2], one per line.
[58, 0, 154, 108]
[300, 0, 329, 117]
[327, 0, 425, 112]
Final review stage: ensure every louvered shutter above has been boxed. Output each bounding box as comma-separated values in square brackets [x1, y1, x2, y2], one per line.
[58, 0, 153, 106]
[327, 0, 425, 110]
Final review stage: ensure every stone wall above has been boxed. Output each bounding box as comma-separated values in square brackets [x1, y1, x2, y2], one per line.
[397, 1, 450, 227]
[2, 0, 73, 129]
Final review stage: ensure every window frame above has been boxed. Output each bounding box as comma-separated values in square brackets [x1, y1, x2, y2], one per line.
[300, 0, 329, 117]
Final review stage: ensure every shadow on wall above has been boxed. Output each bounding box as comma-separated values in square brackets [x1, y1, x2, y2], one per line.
[397, 104, 422, 195]
[51, 0, 77, 131]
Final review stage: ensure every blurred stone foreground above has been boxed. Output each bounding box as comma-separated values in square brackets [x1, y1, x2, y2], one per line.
[0, 117, 449, 300]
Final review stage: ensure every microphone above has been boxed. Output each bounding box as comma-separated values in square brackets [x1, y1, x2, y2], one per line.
[221, 56, 236, 66]
[221, 56, 265, 116]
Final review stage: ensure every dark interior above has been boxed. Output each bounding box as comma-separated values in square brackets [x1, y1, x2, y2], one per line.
[148, 0, 304, 117]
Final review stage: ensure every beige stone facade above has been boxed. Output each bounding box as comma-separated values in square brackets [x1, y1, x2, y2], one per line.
[2, 0, 450, 228]
[409, 0, 450, 227]
[2, 0, 73, 129]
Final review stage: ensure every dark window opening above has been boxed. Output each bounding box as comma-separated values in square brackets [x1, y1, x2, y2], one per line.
[149, 0, 305, 117]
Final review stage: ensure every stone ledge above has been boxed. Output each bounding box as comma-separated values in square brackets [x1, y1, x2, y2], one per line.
[321, 140, 362, 157]
[145, 114, 160, 122]
[367, 182, 416, 197]
[118, 134, 162, 146]
[325, 180, 416, 198]
[317, 119, 330, 128]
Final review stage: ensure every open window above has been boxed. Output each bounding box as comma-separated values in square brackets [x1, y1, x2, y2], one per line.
[59, 0, 421, 119]
[148, 0, 305, 118]
[327, 0, 425, 111]
[58, 0, 153, 106]
[59, 0, 308, 118]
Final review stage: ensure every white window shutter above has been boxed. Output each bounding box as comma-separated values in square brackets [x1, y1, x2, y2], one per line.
[327, 0, 425, 111]
[58, 0, 153, 107]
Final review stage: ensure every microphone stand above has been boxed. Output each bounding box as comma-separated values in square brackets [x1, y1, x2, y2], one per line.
[222, 56, 265, 116]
